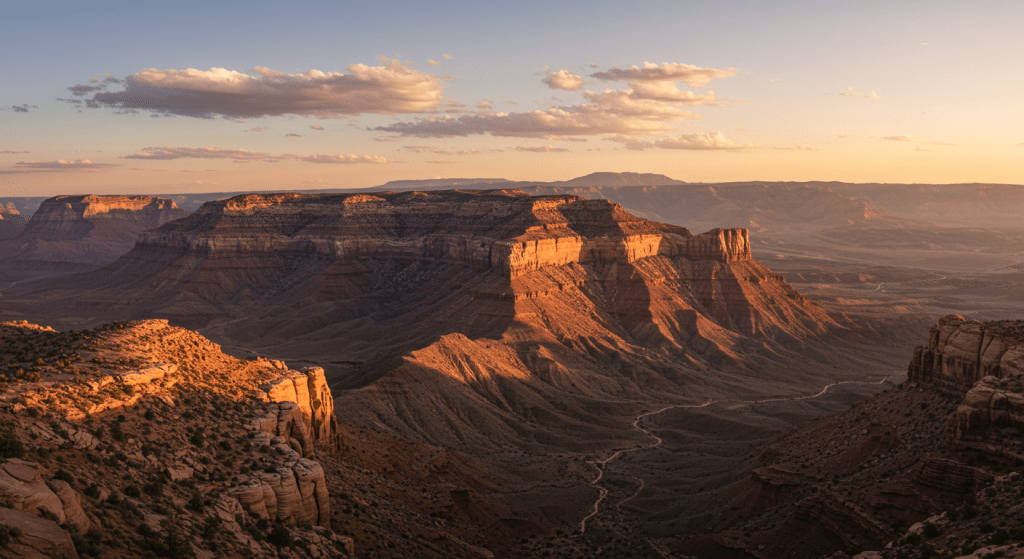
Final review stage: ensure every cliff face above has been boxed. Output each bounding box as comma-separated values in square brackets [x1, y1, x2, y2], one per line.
[135, 190, 751, 280]
[0, 194, 185, 268]
[907, 314, 1024, 392]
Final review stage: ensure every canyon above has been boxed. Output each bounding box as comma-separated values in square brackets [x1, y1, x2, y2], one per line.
[2, 178, 1023, 558]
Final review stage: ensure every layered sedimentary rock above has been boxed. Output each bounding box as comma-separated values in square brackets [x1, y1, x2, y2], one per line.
[946, 375, 1024, 459]
[132, 190, 751, 280]
[907, 315, 1024, 392]
[0, 194, 185, 269]
[260, 367, 338, 448]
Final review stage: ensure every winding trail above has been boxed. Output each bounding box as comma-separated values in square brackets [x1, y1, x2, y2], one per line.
[0, 279, 26, 298]
[577, 373, 901, 535]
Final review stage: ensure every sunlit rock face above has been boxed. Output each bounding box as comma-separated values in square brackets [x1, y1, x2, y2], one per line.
[0, 194, 186, 268]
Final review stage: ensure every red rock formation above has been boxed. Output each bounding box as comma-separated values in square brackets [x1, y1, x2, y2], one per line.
[907, 314, 1024, 392]
[0, 194, 185, 269]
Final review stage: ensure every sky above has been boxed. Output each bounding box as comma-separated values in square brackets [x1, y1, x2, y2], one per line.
[1, 0, 1023, 196]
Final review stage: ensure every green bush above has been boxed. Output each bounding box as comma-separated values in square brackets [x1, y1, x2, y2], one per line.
[0, 430, 24, 459]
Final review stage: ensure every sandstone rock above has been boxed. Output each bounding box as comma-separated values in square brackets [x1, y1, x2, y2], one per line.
[118, 363, 177, 385]
[908, 315, 1024, 392]
[46, 479, 91, 532]
[0, 459, 66, 523]
[166, 465, 194, 481]
[946, 375, 1024, 459]
[0, 507, 79, 559]
[0, 194, 185, 268]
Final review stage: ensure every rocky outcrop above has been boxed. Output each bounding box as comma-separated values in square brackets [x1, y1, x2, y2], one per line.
[0, 459, 67, 523]
[0, 194, 185, 268]
[228, 431, 331, 527]
[0, 507, 79, 559]
[907, 315, 1024, 392]
[946, 375, 1024, 459]
[914, 455, 994, 491]
[260, 367, 338, 449]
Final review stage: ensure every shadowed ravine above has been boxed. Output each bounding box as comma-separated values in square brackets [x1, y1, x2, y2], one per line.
[577, 373, 905, 537]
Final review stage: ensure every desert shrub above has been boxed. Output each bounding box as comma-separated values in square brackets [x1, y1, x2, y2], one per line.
[52, 469, 75, 486]
[267, 525, 292, 548]
[0, 429, 24, 459]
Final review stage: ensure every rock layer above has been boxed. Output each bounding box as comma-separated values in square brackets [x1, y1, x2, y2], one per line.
[0, 194, 185, 269]
[907, 314, 1024, 392]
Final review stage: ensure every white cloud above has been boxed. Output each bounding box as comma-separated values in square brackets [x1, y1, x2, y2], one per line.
[122, 146, 385, 164]
[627, 81, 717, 105]
[1, 159, 120, 173]
[428, 59, 441, 66]
[590, 62, 734, 87]
[443, 54, 454, 60]
[838, 87, 880, 99]
[377, 89, 697, 138]
[610, 131, 753, 151]
[515, 145, 570, 153]
[543, 70, 584, 91]
[62, 60, 444, 118]
[402, 146, 480, 155]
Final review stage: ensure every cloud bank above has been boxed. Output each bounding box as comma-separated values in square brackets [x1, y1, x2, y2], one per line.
[610, 131, 753, 151]
[62, 60, 444, 119]
[123, 147, 385, 164]
[1, 159, 121, 174]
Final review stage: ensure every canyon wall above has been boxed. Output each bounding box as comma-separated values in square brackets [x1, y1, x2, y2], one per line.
[0, 194, 186, 268]
[907, 314, 1024, 392]
[134, 190, 752, 281]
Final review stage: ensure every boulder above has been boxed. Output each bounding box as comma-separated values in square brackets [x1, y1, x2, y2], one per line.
[0, 507, 79, 559]
[45, 479, 91, 532]
[0, 459, 66, 523]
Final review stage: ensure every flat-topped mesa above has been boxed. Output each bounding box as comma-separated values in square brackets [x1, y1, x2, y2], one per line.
[136, 189, 752, 280]
[908, 314, 1024, 392]
[20, 195, 184, 241]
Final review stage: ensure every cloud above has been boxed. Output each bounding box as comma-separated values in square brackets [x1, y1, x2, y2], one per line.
[403, 145, 480, 155]
[1, 159, 121, 174]
[0, 150, 29, 154]
[285, 133, 301, 137]
[882, 135, 914, 142]
[838, 87, 880, 99]
[9, 104, 37, 113]
[476, 100, 493, 110]
[426, 160, 455, 164]
[310, 125, 324, 131]
[62, 60, 445, 119]
[428, 59, 441, 66]
[376, 89, 697, 138]
[543, 70, 584, 91]
[245, 126, 269, 132]
[443, 54, 454, 60]
[610, 131, 753, 151]
[515, 145, 570, 152]
[287, 153, 386, 164]
[122, 146, 385, 164]
[590, 62, 735, 87]
[627, 81, 717, 105]
[914, 145, 930, 152]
